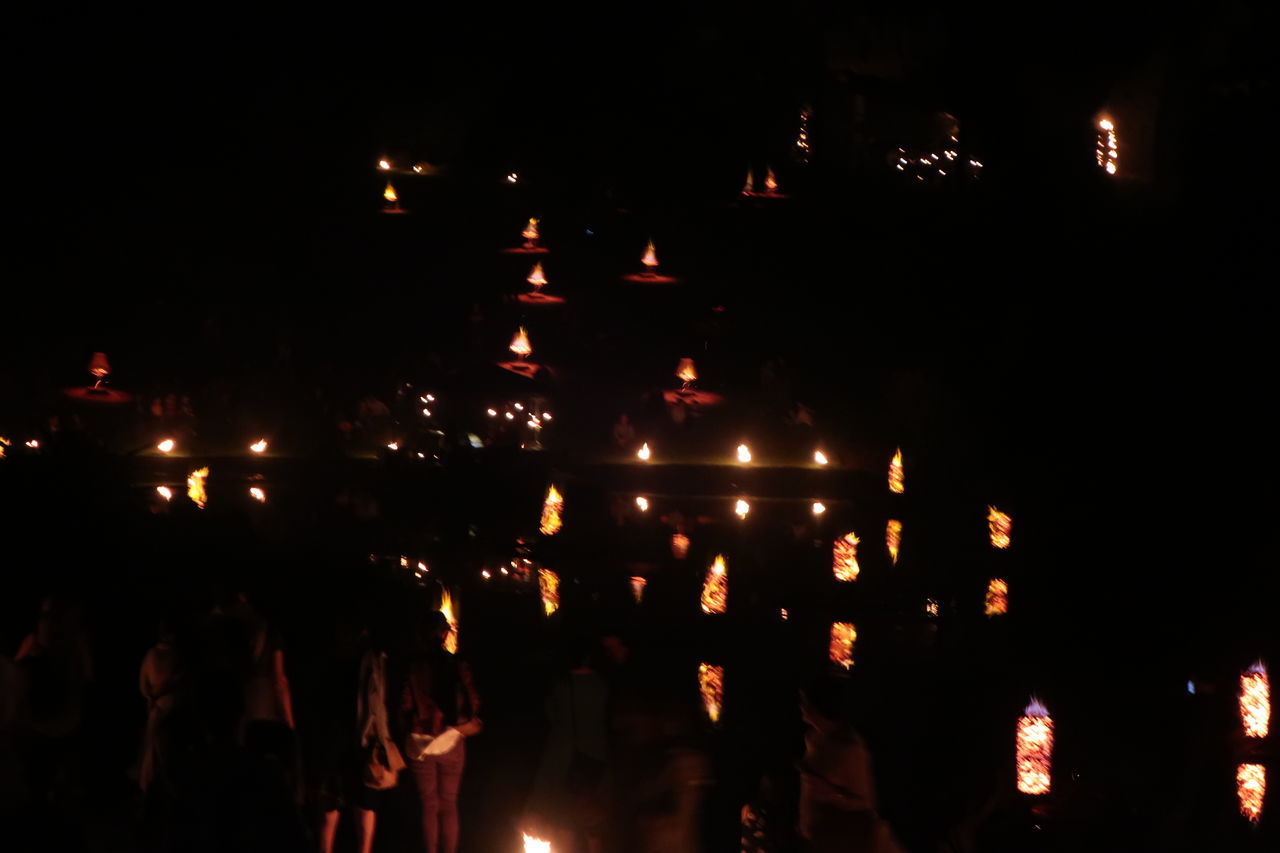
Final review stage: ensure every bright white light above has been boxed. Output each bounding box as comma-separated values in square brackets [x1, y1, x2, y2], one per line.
[487, 408, 498, 417]
[737, 444, 752, 463]
[249, 439, 268, 453]
[156, 486, 173, 501]
[814, 450, 828, 465]
[157, 439, 175, 453]
[386, 442, 399, 451]
[735, 499, 750, 518]
[812, 502, 826, 515]
[636, 496, 649, 512]
[249, 487, 266, 503]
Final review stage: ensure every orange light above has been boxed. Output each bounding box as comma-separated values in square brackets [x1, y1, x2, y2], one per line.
[888, 448, 904, 493]
[439, 588, 458, 653]
[509, 326, 533, 358]
[637, 442, 651, 461]
[629, 576, 647, 603]
[641, 239, 658, 270]
[1240, 660, 1271, 739]
[186, 467, 209, 509]
[249, 487, 266, 503]
[833, 532, 860, 581]
[737, 444, 752, 463]
[249, 439, 268, 453]
[985, 578, 1009, 616]
[539, 568, 560, 616]
[886, 519, 902, 565]
[699, 662, 724, 723]
[383, 181, 398, 203]
[742, 167, 754, 194]
[814, 449, 828, 465]
[671, 533, 690, 559]
[829, 622, 856, 669]
[88, 351, 111, 379]
[522, 217, 539, 244]
[676, 358, 698, 385]
[1016, 698, 1054, 795]
[701, 555, 728, 614]
[523, 832, 552, 853]
[764, 166, 778, 193]
[988, 506, 1012, 549]
[635, 496, 649, 512]
[1238, 763, 1266, 823]
[157, 438, 175, 454]
[539, 485, 563, 535]
[734, 499, 750, 519]
[155, 486, 173, 501]
[526, 262, 547, 289]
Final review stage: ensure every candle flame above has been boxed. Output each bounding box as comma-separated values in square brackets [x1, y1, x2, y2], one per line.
[1016, 697, 1054, 795]
[676, 358, 698, 385]
[637, 442, 651, 461]
[812, 501, 826, 516]
[635, 496, 649, 512]
[526, 262, 547, 289]
[701, 555, 728, 614]
[734, 499, 750, 519]
[1237, 763, 1266, 823]
[538, 568, 560, 616]
[155, 485, 173, 501]
[764, 166, 778, 193]
[630, 576, 647, 603]
[383, 181, 398, 203]
[888, 448, 904, 493]
[886, 519, 902, 564]
[641, 239, 658, 269]
[671, 533, 690, 559]
[699, 662, 724, 724]
[249, 487, 266, 503]
[187, 467, 209, 509]
[1240, 660, 1271, 739]
[157, 438, 175, 453]
[833, 532, 860, 581]
[737, 444, 752, 463]
[829, 622, 856, 669]
[439, 587, 458, 653]
[377, 159, 391, 171]
[988, 506, 1012, 549]
[522, 217, 539, 242]
[814, 449, 828, 465]
[540, 485, 563, 535]
[509, 326, 533, 358]
[249, 439, 268, 453]
[985, 578, 1009, 616]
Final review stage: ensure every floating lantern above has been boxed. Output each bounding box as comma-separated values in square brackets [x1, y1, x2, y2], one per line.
[737, 443, 752, 463]
[249, 487, 266, 503]
[1238, 763, 1266, 823]
[886, 519, 902, 565]
[671, 532, 690, 559]
[734, 499, 750, 519]
[538, 568, 560, 616]
[829, 622, 856, 669]
[155, 486, 173, 501]
[377, 159, 391, 171]
[1016, 697, 1054, 795]
[187, 467, 209, 509]
[157, 438, 175, 454]
[676, 358, 698, 389]
[985, 578, 1009, 616]
[1240, 660, 1271, 739]
[742, 167, 754, 195]
[1096, 118, 1118, 176]
[439, 587, 458, 653]
[888, 448, 904, 493]
[635, 496, 650, 512]
[509, 326, 533, 359]
[812, 501, 826, 516]
[763, 166, 779, 194]
[630, 576, 647, 603]
[988, 506, 1012, 549]
[641, 239, 659, 272]
[522, 832, 551, 853]
[814, 449, 829, 466]
[383, 182, 398, 203]
[522, 217, 540, 248]
[540, 485, 563, 535]
[699, 662, 724, 724]
[701, 554, 728, 614]
[833, 533, 860, 582]
[637, 442, 651, 461]
[526, 262, 547, 290]
[249, 439, 267, 454]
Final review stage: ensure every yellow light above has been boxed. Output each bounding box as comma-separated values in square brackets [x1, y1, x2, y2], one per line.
[249, 487, 266, 503]
[538, 568, 560, 616]
[985, 578, 1009, 616]
[814, 450, 828, 465]
[249, 439, 268, 453]
[1105, 161, 1117, 175]
[701, 555, 728, 614]
[635, 496, 649, 512]
[1098, 118, 1114, 131]
[509, 326, 533, 358]
[829, 622, 856, 669]
[988, 506, 1012, 549]
[186, 467, 209, 509]
[1238, 763, 1266, 823]
[1240, 660, 1271, 739]
[383, 181, 398, 203]
[1016, 698, 1054, 795]
[676, 358, 698, 385]
[888, 448, 904, 493]
[439, 588, 458, 653]
[812, 501, 826, 515]
[540, 485, 563, 535]
[737, 444, 752, 463]
[699, 662, 724, 723]
[637, 442, 651, 461]
[833, 532, 860, 581]
[886, 519, 902, 565]
[155, 486, 173, 501]
[526, 262, 547, 289]
[734, 499, 750, 519]
[157, 438, 175, 454]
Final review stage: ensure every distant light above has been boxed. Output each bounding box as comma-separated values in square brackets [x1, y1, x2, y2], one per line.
[737, 444, 752, 463]
[635, 496, 649, 512]
[25, 439, 40, 449]
[637, 442, 651, 461]
[249, 487, 266, 503]
[249, 439, 268, 453]
[780, 608, 789, 620]
[468, 434, 484, 448]
[386, 442, 399, 451]
[156, 486, 173, 501]
[1187, 680, 1196, 695]
[735, 499, 750, 519]
[157, 438, 175, 453]
[814, 450, 828, 465]
[377, 159, 391, 171]
[541, 412, 552, 421]
[514, 403, 524, 411]
[504, 412, 514, 420]
[812, 501, 826, 516]
[417, 561, 428, 572]
[422, 408, 432, 417]
[417, 452, 426, 458]
[500, 566, 509, 575]
[487, 408, 498, 417]
[482, 569, 491, 579]
[506, 172, 519, 183]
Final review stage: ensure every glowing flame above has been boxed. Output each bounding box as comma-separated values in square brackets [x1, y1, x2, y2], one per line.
[637, 442, 651, 461]
[249, 439, 267, 453]
[812, 501, 826, 516]
[742, 167, 754, 194]
[24, 439, 39, 449]
[539, 485, 563, 535]
[249, 487, 266, 503]
[538, 568, 560, 616]
[814, 450, 828, 465]
[635, 496, 649, 512]
[383, 181, 398, 203]
[88, 351, 111, 378]
[509, 326, 533, 358]
[157, 438, 175, 454]
[886, 519, 902, 565]
[985, 578, 1009, 616]
[701, 555, 728, 614]
[1096, 118, 1118, 176]
[833, 532, 860, 582]
[155, 486, 173, 501]
[641, 239, 658, 270]
[764, 166, 778, 193]
[526, 262, 547, 289]
[699, 662, 724, 724]
[1238, 763, 1266, 823]
[676, 358, 698, 385]
[440, 587, 458, 654]
[377, 159, 391, 171]
[1016, 698, 1054, 795]
[630, 576, 647, 603]
[988, 506, 1012, 549]
[829, 622, 856, 669]
[386, 442, 400, 451]
[0, 436, 8, 458]
[734, 499, 750, 519]
[506, 172, 519, 184]
[737, 444, 752, 463]
[925, 598, 940, 617]
[671, 533, 690, 559]
[522, 217, 539, 244]
[1240, 660, 1271, 739]
[888, 448, 904, 493]
[523, 833, 552, 853]
[187, 467, 209, 509]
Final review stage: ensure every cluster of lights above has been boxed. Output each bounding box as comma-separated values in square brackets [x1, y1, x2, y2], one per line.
[988, 506, 1012, 549]
[794, 105, 811, 164]
[539, 485, 563, 536]
[893, 136, 981, 182]
[1016, 697, 1054, 795]
[829, 622, 857, 669]
[985, 578, 1009, 616]
[1096, 118, 1118, 175]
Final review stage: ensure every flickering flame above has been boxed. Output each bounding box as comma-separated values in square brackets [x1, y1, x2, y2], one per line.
[635, 496, 649, 512]
[699, 662, 724, 724]
[829, 622, 856, 669]
[89, 351, 111, 378]
[764, 167, 778, 193]
[737, 444, 752, 463]
[734, 499, 750, 519]
[377, 159, 391, 171]
[249, 439, 267, 453]
[386, 442, 400, 451]
[157, 438, 175, 454]
[814, 450, 828, 465]
[509, 326, 533, 358]
[538, 568, 560, 616]
[1096, 118, 1119, 175]
[637, 442, 651, 461]
[155, 486, 173, 501]
[540, 485, 563, 535]
[676, 358, 698, 385]
[742, 167, 754, 194]
[1016, 698, 1054, 795]
[522, 217, 539, 242]
[24, 439, 39, 449]
[888, 448, 904, 493]
[985, 578, 1009, 616]
[527, 262, 547, 289]
[187, 467, 209, 509]
[1238, 763, 1266, 823]
[440, 588, 458, 653]
[522, 832, 552, 853]
[671, 533, 690, 559]
[924, 598, 940, 617]
[641, 240, 659, 270]
[1240, 660, 1271, 739]
[384, 182, 398, 203]
[833, 533, 860, 582]
[249, 487, 266, 503]
[988, 506, 1012, 549]
[701, 555, 728, 614]
[630, 576, 647, 603]
[812, 501, 826, 516]
[886, 519, 902, 565]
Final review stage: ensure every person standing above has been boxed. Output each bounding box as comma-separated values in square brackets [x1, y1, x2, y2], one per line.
[137, 618, 182, 795]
